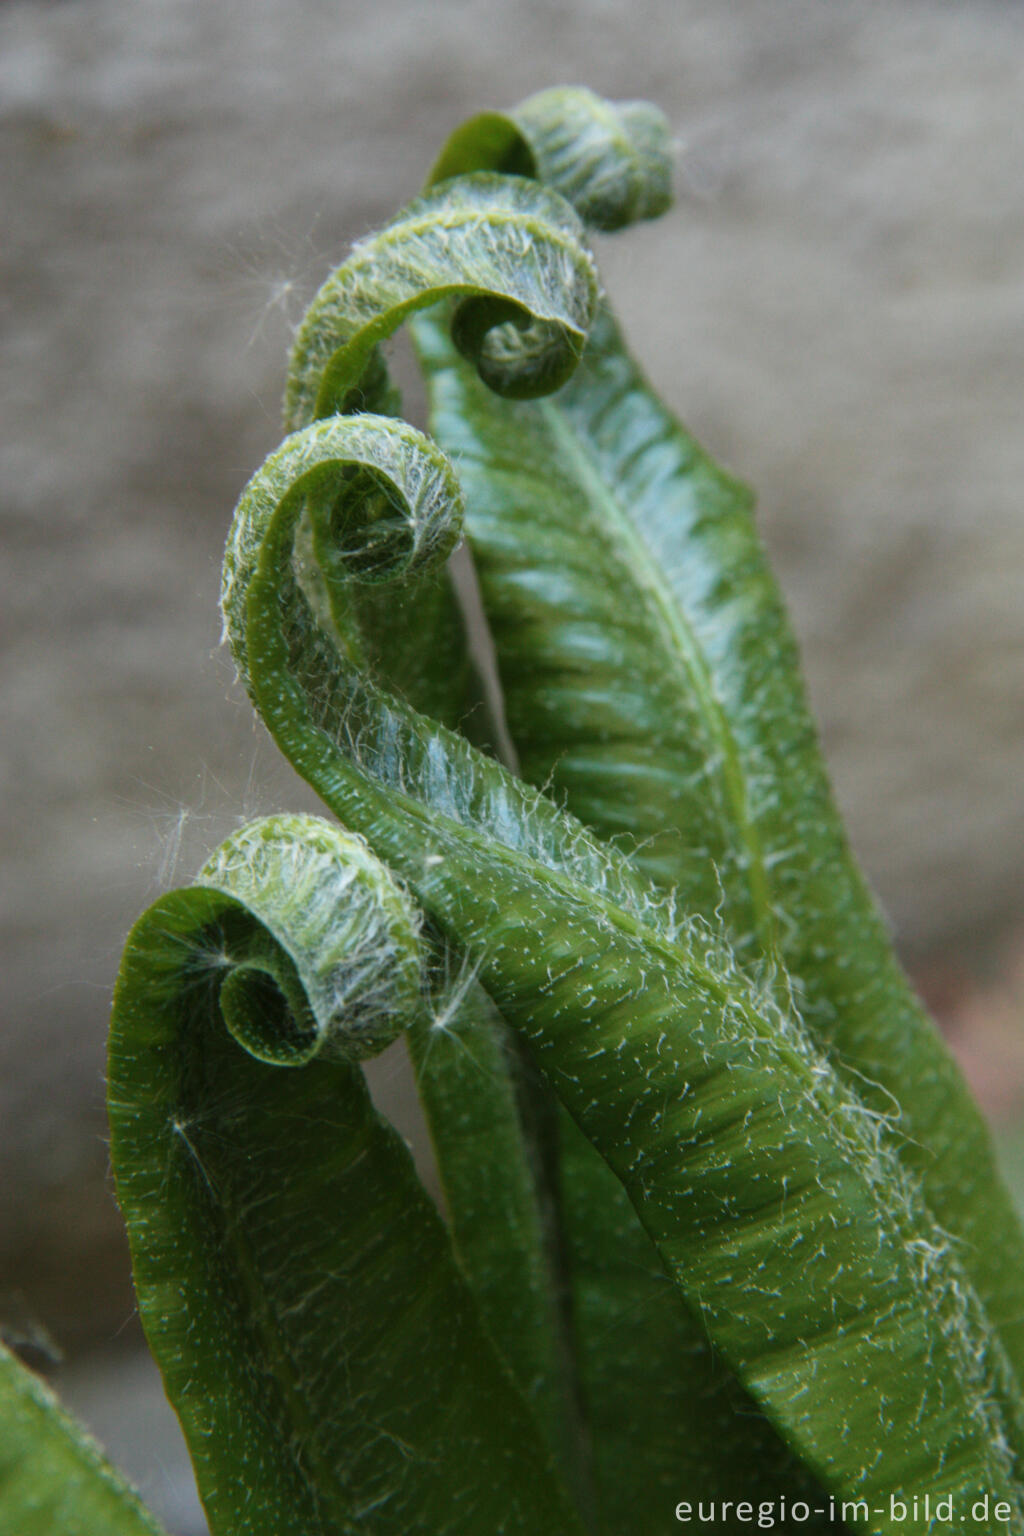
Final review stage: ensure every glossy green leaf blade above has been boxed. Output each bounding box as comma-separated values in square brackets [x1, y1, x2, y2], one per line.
[414, 296, 1024, 1383]
[0, 1342, 166, 1536]
[108, 814, 587, 1536]
[422, 83, 1024, 1412]
[412, 304, 753, 929]
[409, 917, 836, 1535]
[554, 1109, 838, 1536]
[426, 89, 834, 1526]
[221, 418, 1024, 1531]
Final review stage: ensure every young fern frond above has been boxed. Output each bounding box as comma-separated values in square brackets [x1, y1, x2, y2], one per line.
[283, 173, 599, 428]
[219, 390, 1024, 1522]
[209, 106, 1024, 1522]
[109, 815, 588, 1536]
[91, 85, 1024, 1536]
[414, 289, 1024, 1375]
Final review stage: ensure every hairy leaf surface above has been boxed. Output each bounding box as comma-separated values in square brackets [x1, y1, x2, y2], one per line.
[414, 93, 1024, 1396]
[109, 815, 587, 1536]
[100, 84, 1024, 1536]
[221, 402, 1024, 1530]
[415, 297, 1024, 1393]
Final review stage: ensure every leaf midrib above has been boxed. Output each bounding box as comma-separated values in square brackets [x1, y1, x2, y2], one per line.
[536, 395, 778, 960]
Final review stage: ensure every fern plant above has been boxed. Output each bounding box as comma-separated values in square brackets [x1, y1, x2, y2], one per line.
[5, 86, 1024, 1536]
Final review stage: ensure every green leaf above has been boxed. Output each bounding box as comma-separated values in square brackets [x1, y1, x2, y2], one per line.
[410, 905, 836, 1536]
[407, 981, 594, 1515]
[558, 1107, 847, 1534]
[410, 988, 832, 1535]
[221, 397, 1024, 1528]
[420, 93, 838, 1526]
[108, 814, 588, 1536]
[0, 1340, 166, 1536]
[415, 89, 1024, 1524]
[413, 290, 1024, 1386]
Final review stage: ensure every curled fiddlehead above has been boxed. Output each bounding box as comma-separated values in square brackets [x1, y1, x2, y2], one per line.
[415, 90, 1024, 1393]
[109, 815, 589, 1536]
[425, 85, 673, 232]
[211, 123, 1024, 1530]
[103, 86, 1024, 1536]
[284, 173, 598, 429]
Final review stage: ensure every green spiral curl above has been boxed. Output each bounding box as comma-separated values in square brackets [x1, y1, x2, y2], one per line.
[415, 75, 1024, 1456]
[109, 814, 589, 1536]
[426, 85, 673, 231]
[215, 142, 1024, 1526]
[191, 814, 423, 1064]
[104, 86, 1024, 1536]
[285, 173, 598, 428]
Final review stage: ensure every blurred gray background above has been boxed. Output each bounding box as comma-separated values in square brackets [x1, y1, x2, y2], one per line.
[2, 1, 1023, 1529]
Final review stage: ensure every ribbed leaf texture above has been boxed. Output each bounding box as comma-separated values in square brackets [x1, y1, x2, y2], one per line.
[109, 816, 588, 1535]
[87, 85, 1024, 1536]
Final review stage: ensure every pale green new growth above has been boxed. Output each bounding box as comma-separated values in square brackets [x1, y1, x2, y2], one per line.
[196, 815, 424, 1064]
